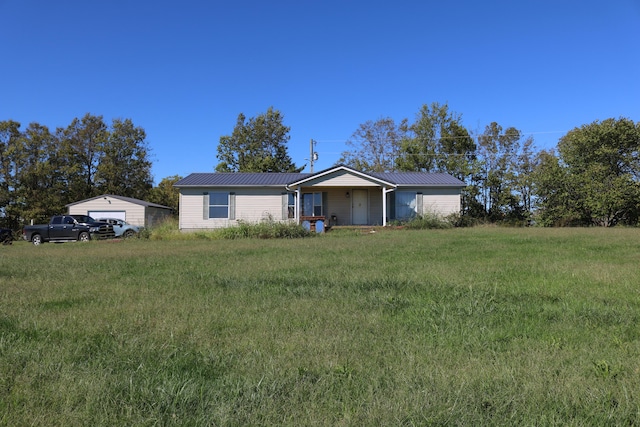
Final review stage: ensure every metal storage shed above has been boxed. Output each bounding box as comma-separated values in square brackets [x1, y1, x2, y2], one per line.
[66, 194, 173, 227]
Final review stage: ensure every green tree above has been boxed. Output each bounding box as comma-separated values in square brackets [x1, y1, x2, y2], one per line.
[396, 103, 475, 174]
[96, 118, 153, 200]
[477, 122, 533, 221]
[538, 117, 640, 226]
[396, 103, 480, 216]
[559, 117, 640, 178]
[58, 113, 108, 201]
[339, 117, 407, 172]
[216, 107, 301, 172]
[148, 175, 182, 217]
[531, 150, 582, 226]
[576, 163, 639, 226]
[0, 120, 22, 227]
[1, 115, 156, 227]
[515, 136, 537, 216]
[12, 123, 66, 223]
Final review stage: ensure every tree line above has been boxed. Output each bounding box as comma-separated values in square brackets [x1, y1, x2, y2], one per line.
[2, 107, 638, 230]
[216, 105, 640, 227]
[0, 114, 179, 229]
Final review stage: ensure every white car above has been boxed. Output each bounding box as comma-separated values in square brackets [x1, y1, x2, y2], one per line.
[97, 218, 140, 238]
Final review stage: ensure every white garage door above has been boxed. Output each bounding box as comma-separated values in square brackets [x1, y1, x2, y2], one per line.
[89, 211, 126, 221]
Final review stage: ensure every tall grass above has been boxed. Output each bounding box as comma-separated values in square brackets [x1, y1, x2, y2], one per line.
[142, 217, 312, 240]
[401, 211, 454, 229]
[1, 228, 639, 425]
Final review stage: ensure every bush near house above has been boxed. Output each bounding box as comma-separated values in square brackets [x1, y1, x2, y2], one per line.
[401, 212, 454, 229]
[140, 217, 312, 240]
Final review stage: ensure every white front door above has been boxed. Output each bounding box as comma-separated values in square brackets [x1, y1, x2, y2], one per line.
[352, 189, 368, 225]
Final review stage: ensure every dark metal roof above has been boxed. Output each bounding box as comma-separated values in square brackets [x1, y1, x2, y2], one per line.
[371, 172, 466, 186]
[174, 168, 466, 188]
[175, 173, 310, 187]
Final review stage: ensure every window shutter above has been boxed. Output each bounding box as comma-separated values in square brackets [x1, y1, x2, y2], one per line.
[203, 192, 209, 220]
[322, 192, 328, 217]
[416, 192, 423, 216]
[229, 192, 236, 220]
[281, 193, 288, 220]
[389, 192, 396, 220]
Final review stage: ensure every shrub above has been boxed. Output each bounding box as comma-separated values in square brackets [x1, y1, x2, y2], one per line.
[402, 212, 453, 230]
[141, 217, 182, 240]
[216, 219, 312, 239]
[138, 216, 311, 241]
[446, 212, 480, 227]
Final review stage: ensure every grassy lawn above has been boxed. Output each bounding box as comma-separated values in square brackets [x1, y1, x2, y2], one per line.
[1, 228, 639, 425]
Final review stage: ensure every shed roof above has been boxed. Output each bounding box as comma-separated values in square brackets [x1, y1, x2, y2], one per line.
[66, 194, 173, 210]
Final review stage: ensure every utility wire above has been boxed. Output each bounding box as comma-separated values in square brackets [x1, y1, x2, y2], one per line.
[313, 129, 567, 143]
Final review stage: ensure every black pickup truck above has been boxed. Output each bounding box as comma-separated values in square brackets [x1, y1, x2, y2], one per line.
[22, 215, 116, 245]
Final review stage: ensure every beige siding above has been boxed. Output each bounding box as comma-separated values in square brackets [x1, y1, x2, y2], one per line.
[422, 188, 461, 216]
[68, 198, 146, 226]
[370, 189, 384, 225]
[179, 187, 287, 230]
[179, 184, 461, 230]
[236, 189, 286, 222]
[325, 189, 351, 226]
[305, 171, 384, 187]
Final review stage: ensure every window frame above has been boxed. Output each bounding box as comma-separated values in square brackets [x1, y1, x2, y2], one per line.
[301, 192, 323, 217]
[287, 193, 296, 219]
[394, 191, 417, 220]
[208, 192, 229, 219]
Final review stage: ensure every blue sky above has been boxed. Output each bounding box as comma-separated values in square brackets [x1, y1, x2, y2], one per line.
[1, 0, 639, 184]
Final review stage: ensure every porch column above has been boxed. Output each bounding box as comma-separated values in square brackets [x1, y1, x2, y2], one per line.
[382, 187, 389, 226]
[295, 188, 301, 222]
[382, 187, 396, 226]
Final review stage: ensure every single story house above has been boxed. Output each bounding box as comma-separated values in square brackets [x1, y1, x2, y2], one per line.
[66, 194, 173, 227]
[174, 165, 465, 231]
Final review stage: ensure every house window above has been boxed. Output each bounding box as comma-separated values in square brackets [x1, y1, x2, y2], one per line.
[288, 193, 296, 218]
[208, 192, 229, 218]
[395, 191, 417, 220]
[302, 192, 323, 216]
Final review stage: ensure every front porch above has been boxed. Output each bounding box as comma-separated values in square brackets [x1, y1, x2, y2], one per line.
[282, 164, 462, 229]
[293, 186, 390, 227]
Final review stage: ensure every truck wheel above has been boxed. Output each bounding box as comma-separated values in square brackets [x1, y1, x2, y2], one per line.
[123, 230, 135, 238]
[31, 234, 42, 246]
[78, 232, 90, 242]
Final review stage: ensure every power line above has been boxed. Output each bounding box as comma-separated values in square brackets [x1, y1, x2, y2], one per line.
[313, 130, 567, 143]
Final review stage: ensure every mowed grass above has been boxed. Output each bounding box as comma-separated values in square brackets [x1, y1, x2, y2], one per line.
[1, 228, 639, 426]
